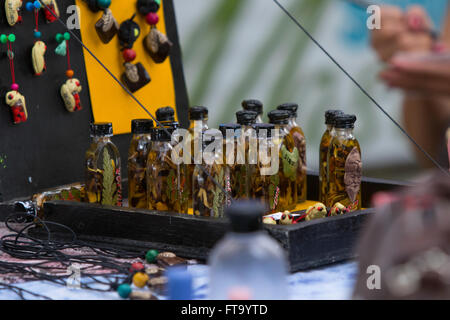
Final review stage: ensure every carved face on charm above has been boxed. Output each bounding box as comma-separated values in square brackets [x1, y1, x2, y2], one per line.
[6, 90, 28, 124]
[5, 0, 23, 26]
[60, 78, 82, 112]
[305, 202, 327, 221]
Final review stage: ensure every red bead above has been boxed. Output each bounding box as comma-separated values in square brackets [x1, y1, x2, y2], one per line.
[129, 262, 144, 273]
[145, 12, 159, 25]
[123, 49, 136, 62]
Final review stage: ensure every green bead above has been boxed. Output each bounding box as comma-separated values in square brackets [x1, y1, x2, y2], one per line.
[145, 249, 158, 263]
[117, 284, 131, 299]
[8, 34, 15, 42]
[96, 0, 111, 9]
[63, 32, 71, 41]
[155, 0, 161, 5]
[0, 35, 7, 44]
[55, 33, 63, 43]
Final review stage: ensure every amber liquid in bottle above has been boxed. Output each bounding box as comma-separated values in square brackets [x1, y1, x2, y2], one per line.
[327, 128, 362, 211]
[319, 125, 333, 204]
[128, 133, 152, 208]
[85, 127, 122, 206]
[286, 118, 307, 203]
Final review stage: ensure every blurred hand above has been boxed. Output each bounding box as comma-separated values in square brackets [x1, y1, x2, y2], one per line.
[371, 6, 434, 62]
[380, 53, 450, 96]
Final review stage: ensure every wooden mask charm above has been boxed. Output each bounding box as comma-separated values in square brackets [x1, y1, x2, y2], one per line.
[31, 40, 46, 75]
[41, 0, 59, 23]
[5, 0, 23, 26]
[61, 78, 82, 112]
[144, 28, 172, 64]
[121, 62, 151, 93]
[95, 8, 119, 44]
[6, 90, 28, 124]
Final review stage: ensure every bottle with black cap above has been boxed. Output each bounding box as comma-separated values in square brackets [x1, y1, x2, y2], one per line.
[319, 110, 344, 204]
[327, 114, 361, 211]
[220, 123, 245, 204]
[208, 200, 288, 300]
[128, 119, 154, 208]
[249, 123, 280, 212]
[146, 126, 186, 212]
[242, 99, 263, 124]
[277, 103, 307, 203]
[268, 110, 298, 211]
[192, 129, 226, 217]
[156, 106, 179, 129]
[85, 122, 122, 206]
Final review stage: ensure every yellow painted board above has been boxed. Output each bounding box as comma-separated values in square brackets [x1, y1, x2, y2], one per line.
[76, 0, 176, 134]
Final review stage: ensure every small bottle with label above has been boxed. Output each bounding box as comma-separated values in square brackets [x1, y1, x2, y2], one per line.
[319, 110, 343, 204]
[327, 114, 362, 211]
[85, 122, 122, 206]
[268, 110, 298, 211]
[277, 103, 307, 203]
[128, 119, 154, 208]
[249, 123, 280, 213]
[147, 126, 181, 212]
[242, 99, 264, 124]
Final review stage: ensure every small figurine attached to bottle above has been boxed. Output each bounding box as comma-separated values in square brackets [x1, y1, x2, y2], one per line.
[85, 122, 122, 206]
[327, 114, 362, 211]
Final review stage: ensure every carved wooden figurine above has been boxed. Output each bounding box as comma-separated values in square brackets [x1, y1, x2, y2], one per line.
[5, 0, 23, 26]
[32, 41, 46, 76]
[5, 90, 28, 124]
[41, 0, 59, 23]
[60, 78, 82, 112]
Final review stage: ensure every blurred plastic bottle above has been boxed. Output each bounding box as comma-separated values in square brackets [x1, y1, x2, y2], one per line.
[166, 266, 193, 300]
[208, 201, 288, 300]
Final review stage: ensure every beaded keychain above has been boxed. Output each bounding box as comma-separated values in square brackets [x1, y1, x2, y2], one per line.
[84, 0, 119, 44]
[119, 14, 150, 93]
[5, 0, 23, 26]
[138, 0, 172, 64]
[55, 32, 83, 112]
[1, 34, 28, 125]
[26, 1, 47, 76]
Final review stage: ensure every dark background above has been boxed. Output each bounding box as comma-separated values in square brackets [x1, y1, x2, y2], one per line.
[0, 0, 188, 201]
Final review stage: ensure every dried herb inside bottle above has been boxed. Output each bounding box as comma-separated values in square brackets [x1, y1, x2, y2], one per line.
[327, 114, 362, 211]
[85, 123, 122, 206]
[128, 119, 153, 208]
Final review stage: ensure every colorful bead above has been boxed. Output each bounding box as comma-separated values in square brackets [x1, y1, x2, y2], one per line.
[117, 283, 132, 298]
[66, 69, 74, 78]
[8, 34, 16, 42]
[63, 32, 71, 41]
[34, 31, 41, 39]
[129, 262, 144, 273]
[26, 2, 35, 11]
[0, 35, 7, 44]
[145, 249, 158, 263]
[132, 272, 149, 288]
[145, 12, 159, 25]
[33, 0, 41, 9]
[56, 33, 64, 43]
[96, 0, 111, 9]
[122, 49, 136, 62]
[155, 0, 161, 5]
[11, 83, 19, 91]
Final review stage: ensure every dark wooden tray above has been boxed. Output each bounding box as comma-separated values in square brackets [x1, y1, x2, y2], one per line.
[25, 173, 408, 272]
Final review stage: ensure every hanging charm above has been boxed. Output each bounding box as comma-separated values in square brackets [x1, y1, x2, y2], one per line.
[26, 1, 47, 76]
[118, 14, 150, 93]
[5, 0, 23, 26]
[1, 34, 28, 124]
[138, 0, 172, 64]
[85, 0, 118, 44]
[41, 0, 59, 23]
[55, 32, 83, 112]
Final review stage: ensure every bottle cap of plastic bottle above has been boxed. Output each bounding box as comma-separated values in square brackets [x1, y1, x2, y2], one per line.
[226, 200, 266, 233]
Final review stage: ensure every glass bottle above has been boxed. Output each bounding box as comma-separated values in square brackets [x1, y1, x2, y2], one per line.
[249, 123, 281, 213]
[192, 131, 225, 217]
[209, 201, 288, 300]
[147, 126, 182, 212]
[242, 99, 263, 124]
[277, 103, 307, 203]
[319, 110, 343, 204]
[235, 110, 258, 198]
[85, 122, 122, 206]
[327, 114, 362, 211]
[268, 110, 298, 211]
[128, 119, 154, 208]
[219, 123, 244, 205]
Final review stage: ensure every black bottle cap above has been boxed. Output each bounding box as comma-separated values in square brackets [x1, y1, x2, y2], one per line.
[131, 119, 154, 134]
[242, 99, 263, 115]
[236, 110, 258, 126]
[268, 110, 290, 125]
[188, 106, 209, 121]
[152, 127, 175, 141]
[252, 123, 275, 138]
[334, 114, 357, 129]
[90, 122, 113, 137]
[325, 110, 344, 125]
[219, 123, 242, 138]
[226, 200, 267, 233]
[277, 103, 298, 118]
[156, 106, 175, 122]
[137, 0, 160, 15]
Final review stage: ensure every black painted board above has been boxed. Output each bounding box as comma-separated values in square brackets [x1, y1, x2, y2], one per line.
[0, 0, 188, 202]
